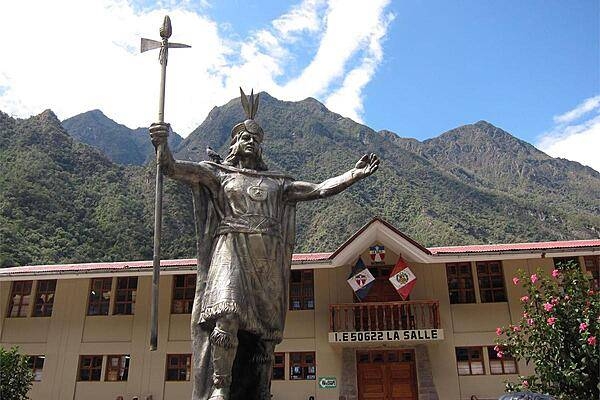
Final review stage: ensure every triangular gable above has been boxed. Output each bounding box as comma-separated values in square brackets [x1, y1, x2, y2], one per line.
[329, 217, 432, 266]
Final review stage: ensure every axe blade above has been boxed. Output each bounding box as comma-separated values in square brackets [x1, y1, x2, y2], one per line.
[167, 42, 191, 49]
[141, 38, 162, 53]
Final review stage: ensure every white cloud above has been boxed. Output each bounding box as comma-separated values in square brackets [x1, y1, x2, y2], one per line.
[281, 0, 393, 100]
[0, 0, 393, 136]
[272, 0, 324, 38]
[553, 95, 600, 124]
[325, 10, 394, 122]
[537, 95, 600, 172]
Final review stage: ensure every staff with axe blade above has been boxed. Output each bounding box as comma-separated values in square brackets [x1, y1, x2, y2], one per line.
[141, 15, 190, 351]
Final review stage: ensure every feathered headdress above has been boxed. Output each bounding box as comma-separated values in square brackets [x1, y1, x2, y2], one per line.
[240, 87, 259, 119]
[231, 87, 264, 142]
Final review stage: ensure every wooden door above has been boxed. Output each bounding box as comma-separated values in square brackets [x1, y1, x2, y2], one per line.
[357, 350, 417, 400]
[388, 364, 415, 400]
[358, 364, 386, 400]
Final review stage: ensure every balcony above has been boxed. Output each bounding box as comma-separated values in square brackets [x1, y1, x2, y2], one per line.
[328, 300, 442, 344]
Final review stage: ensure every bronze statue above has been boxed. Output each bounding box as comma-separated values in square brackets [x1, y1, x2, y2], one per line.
[149, 88, 378, 400]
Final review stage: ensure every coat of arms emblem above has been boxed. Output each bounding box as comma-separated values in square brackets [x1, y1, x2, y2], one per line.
[369, 245, 385, 263]
[396, 270, 410, 285]
[354, 273, 368, 287]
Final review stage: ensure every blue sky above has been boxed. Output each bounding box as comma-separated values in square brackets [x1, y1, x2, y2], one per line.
[367, 1, 598, 138]
[0, 1, 598, 170]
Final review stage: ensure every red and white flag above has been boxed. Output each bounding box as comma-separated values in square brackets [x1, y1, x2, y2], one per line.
[388, 257, 417, 300]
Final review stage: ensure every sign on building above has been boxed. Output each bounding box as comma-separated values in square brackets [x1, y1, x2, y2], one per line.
[318, 376, 337, 389]
[328, 329, 444, 343]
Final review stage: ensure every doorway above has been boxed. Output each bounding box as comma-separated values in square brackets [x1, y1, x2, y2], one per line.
[356, 349, 418, 400]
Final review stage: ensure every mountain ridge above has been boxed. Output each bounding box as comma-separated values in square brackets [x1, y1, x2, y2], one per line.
[1, 94, 599, 267]
[62, 109, 183, 165]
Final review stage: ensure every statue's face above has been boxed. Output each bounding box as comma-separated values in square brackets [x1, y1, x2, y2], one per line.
[238, 131, 261, 157]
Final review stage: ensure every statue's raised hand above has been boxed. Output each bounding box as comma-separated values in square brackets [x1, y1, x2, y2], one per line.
[149, 122, 171, 151]
[354, 153, 379, 179]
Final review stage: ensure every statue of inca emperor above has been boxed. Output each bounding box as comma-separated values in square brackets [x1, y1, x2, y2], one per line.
[150, 89, 379, 400]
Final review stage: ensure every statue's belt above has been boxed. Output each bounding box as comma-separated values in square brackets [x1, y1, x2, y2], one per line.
[216, 215, 282, 238]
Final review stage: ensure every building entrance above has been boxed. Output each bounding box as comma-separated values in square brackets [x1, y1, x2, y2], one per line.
[357, 349, 417, 400]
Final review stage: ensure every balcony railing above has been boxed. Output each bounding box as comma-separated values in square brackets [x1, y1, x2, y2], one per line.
[329, 300, 440, 332]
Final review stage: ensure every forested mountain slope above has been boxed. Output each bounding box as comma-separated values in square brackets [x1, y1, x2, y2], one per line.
[1, 94, 598, 266]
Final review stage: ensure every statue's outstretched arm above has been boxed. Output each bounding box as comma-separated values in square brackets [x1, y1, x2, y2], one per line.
[149, 122, 219, 190]
[285, 153, 379, 202]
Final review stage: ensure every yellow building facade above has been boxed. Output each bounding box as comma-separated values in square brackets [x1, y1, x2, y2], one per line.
[1, 218, 598, 400]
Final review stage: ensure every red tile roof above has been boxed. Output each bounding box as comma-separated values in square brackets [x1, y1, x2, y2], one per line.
[429, 239, 600, 254]
[292, 252, 332, 262]
[0, 254, 334, 277]
[0, 219, 598, 278]
[0, 259, 197, 276]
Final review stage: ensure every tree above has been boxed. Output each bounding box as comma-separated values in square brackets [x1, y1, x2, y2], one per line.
[0, 347, 34, 400]
[495, 261, 599, 399]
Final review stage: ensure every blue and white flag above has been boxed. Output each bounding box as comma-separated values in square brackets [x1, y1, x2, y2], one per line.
[347, 258, 375, 301]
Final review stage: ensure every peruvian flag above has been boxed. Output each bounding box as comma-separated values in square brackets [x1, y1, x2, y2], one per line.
[388, 257, 417, 300]
[347, 258, 375, 301]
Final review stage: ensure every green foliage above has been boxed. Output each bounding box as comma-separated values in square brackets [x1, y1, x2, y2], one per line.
[406, 121, 600, 239]
[0, 347, 34, 400]
[0, 110, 155, 266]
[495, 261, 599, 399]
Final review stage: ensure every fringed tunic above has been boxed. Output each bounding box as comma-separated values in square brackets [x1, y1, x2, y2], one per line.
[193, 163, 296, 343]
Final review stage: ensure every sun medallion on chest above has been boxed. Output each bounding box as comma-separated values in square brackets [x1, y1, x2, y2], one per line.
[247, 177, 268, 201]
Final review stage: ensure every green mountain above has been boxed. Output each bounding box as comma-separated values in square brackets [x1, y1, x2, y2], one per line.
[62, 110, 183, 165]
[174, 93, 600, 251]
[0, 110, 153, 267]
[391, 121, 600, 238]
[1, 93, 599, 267]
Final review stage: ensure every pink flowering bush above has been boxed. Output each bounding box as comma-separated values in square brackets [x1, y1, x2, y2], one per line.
[496, 260, 599, 399]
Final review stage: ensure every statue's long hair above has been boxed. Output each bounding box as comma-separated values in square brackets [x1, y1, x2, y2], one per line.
[223, 131, 268, 171]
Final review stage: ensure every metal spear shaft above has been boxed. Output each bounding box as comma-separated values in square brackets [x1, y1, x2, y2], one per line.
[141, 15, 190, 351]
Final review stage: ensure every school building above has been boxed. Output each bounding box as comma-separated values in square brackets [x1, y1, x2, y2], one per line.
[1, 218, 598, 400]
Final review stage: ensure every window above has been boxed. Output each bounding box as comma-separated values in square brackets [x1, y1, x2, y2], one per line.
[476, 261, 506, 303]
[487, 347, 517, 375]
[289, 352, 316, 380]
[8, 281, 32, 317]
[289, 270, 314, 310]
[32, 280, 56, 317]
[584, 256, 599, 288]
[88, 278, 112, 316]
[272, 353, 285, 380]
[446, 262, 475, 304]
[78, 355, 103, 381]
[456, 347, 484, 375]
[114, 277, 137, 315]
[105, 355, 130, 381]
[166, 354, 191, 381]
[28, 355, 45, 381]
[172, 275, 196, 314]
